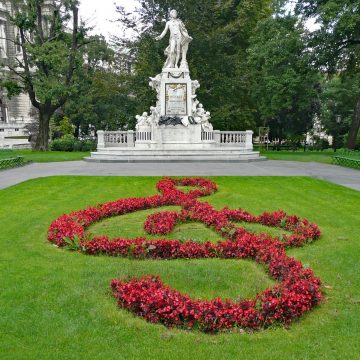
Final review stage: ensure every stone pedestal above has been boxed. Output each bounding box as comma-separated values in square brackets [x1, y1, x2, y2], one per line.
[136, 124, 207, 150]
[160, 68, 192, 118]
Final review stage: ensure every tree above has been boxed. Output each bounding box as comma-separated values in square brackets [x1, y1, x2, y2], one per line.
[247, 15, 321, 142]
[2, 0, 86, 150]
[64, 70, 138, 135]
[295, 0, 360, 149]
[320, 75, 357, 150]
[114, 0, 273, 131]
[62, 36, 137, 134]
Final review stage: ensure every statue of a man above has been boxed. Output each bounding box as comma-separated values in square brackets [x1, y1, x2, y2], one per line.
[155, 9, 192, 69]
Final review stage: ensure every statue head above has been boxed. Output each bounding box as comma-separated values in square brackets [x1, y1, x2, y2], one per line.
[142, 112, 148, 117]
[170, 9, 178, 19]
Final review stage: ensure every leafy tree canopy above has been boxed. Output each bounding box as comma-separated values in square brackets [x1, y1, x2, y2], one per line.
[247, 15, 321, 140]
[3, 0, 86, 150]
[295, 0, 360, 148]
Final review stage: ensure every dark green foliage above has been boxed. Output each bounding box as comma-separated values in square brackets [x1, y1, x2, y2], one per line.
[50, 136, 96, 152]
[61, 35, 138, 134]
[0, 156, 26, 170]
[64, 70, 137, 134]
[0, 80, 22, 98]
[247, 16, 321, 140]
[319, 75, 357, 149]
[333, 149, 360, 169]
[295, 0, 360, 148]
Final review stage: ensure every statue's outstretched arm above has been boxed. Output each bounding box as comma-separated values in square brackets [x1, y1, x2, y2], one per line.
[156, 22, 169, 41]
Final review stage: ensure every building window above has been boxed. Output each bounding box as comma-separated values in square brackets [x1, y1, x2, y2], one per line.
[15, 128, 19, 131]
[15, 29, 22, 53]
[0, 20, 7, 58]
[0, 99, 6, 122]
[0, 129, 4, 132]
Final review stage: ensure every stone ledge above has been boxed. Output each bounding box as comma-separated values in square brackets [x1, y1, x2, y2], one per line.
[85, 157, 267, 164]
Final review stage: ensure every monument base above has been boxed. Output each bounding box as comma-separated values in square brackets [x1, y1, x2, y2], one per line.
[88, 125, 265, 163]
[86, 149, 264, 163]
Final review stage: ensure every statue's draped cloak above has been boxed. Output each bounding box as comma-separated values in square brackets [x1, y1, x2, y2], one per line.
[164, 20, 192, 68]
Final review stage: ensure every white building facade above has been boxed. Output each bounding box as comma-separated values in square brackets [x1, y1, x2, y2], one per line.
[0, 1, 37, 146]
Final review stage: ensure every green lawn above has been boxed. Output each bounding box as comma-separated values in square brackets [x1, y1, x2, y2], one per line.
[260, 150, 334, 164]
[0, 149, 341, 165]
[0, 177, 359, 359]
[0, 149, 89, 162]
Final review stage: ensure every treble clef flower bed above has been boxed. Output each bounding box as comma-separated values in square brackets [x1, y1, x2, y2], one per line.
[48, 178, 323, 333]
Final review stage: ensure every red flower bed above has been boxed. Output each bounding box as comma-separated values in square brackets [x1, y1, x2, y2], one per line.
[48, 177, 323, 333]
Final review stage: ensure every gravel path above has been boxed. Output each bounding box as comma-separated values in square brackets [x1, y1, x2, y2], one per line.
[0, 160, 359, 191]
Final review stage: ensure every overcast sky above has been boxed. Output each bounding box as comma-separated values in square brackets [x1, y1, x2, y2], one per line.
[78, 0, 139, 39]
[78, 0, 319, 40]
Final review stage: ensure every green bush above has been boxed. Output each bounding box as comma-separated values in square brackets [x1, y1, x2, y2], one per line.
[50, 135, 96, 152]
[337, 148, 360, 159]
[308, 138, 330, 151]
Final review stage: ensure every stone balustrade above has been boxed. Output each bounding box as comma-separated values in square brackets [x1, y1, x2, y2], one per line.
[218, 130, 254, 149]
[136, 129, 152, 142]
[97, 129, 253, 150]
[201, 131, 214, 142]
[98, 131, 134, 148]
[220, 131, 246, 145]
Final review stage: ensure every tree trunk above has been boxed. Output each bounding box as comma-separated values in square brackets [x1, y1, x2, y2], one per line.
[346, 96, 360, 149]
[35, 107, 51, 151]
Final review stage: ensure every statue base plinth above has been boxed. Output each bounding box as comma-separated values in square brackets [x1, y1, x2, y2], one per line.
[135, 124, 207, 150]
[89, 127, 264, 163]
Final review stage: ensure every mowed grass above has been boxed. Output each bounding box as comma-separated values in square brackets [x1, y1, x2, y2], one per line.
[261, 150, 334, 164]
[90, 207, 291, 243]
[0, 176, 359, 360]
[0, 149, 89, 162]
[0, 149, 335, 164]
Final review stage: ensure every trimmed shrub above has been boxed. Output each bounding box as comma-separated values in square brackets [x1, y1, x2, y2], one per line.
[50, 135, 96, 152]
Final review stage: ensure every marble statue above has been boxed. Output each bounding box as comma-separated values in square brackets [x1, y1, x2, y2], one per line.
[149, 106, 159, 124]
[149, 74, 161, 95]
[191, 103, 213, 130]
[134, 10, 213, 132]
[156, 9, 193, 69]
[135, 112, 150, 130]
[195, 103, 205, 122]
[192, 80, 200, 95]
[192, 99, 199, 116]
[92, 8, 256, 162]
[202, 111, 213, 131]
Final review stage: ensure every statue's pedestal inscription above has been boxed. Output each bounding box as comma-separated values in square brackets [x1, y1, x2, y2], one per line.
[158, 69, 193, 126]
[165, 84, 187, 116]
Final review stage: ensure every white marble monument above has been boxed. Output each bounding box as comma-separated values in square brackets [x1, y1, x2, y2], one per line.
[89, 10, 262, 162]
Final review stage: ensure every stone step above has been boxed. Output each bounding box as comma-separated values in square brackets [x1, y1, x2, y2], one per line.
[86, 150, 266, 163]
[93, 149, 259, 155]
